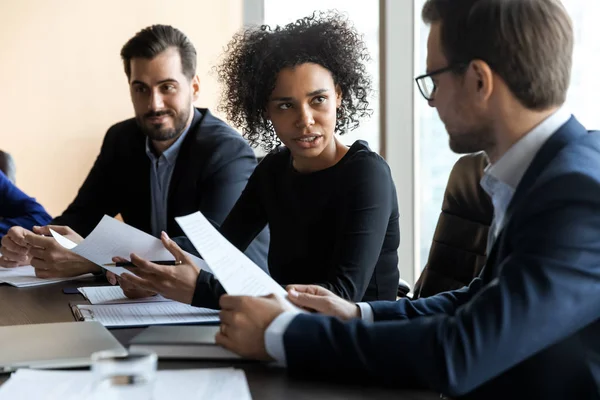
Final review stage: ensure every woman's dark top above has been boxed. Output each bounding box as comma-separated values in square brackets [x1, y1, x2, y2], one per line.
[190, 140, 400, 308]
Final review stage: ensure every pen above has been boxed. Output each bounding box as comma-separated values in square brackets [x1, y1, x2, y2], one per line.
[102, 260, 183, 267]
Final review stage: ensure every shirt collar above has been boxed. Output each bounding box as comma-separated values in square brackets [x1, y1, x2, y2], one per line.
[485, 106, 571, 190]
[145, 109, 194, 165]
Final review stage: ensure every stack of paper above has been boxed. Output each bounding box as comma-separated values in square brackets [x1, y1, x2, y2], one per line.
[77, 286, 170, 305]
[71, 302, 220, 328]
[0, 266, 94, 288]
[0, 368, 252, 399]
[72, 286, 219, 328]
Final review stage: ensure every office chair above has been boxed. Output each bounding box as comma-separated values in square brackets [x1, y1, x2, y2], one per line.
[404, 153, 493, 299]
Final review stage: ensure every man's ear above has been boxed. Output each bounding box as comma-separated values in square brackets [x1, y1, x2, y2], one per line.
[335, 84, 343, 108]
[191, 75, 201, 101]
[469, 60, 493, 102]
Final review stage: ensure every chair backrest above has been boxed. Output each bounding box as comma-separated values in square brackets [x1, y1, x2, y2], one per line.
[0, 150, 16, 184]
[413, 152, 493, 298]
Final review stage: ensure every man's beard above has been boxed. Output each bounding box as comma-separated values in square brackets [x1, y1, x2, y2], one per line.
[446, 107, 495, 155]
[448, 127, 494, 154]
[137, 107, 191, 142]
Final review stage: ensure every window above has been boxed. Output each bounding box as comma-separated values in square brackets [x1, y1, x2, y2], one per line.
[263, 0, 381, 154]
[414, 0, 460, 271]
[414, 0, 600, 271]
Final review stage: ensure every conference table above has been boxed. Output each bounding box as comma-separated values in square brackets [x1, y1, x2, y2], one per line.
[0, 276, 439, 399]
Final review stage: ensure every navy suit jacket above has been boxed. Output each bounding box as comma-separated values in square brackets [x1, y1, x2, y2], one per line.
[51, 108, 269, 269]
[0, 170, 51, 237]
[283, 117, 600, 399]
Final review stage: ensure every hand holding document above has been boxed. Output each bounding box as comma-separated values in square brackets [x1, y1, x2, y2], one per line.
[50, 215, 211, 276]
[175, 212, 302, 312]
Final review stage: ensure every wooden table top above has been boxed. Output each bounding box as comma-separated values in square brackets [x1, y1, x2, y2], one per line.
[0, 277, 439, 399]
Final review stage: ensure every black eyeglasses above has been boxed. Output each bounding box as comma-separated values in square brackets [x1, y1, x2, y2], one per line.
[415, 63, 469, 101]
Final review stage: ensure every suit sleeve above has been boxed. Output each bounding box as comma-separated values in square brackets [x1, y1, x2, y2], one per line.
[50, 128, 121, 236]
[0, 171, 52, 236]
[189, 148, 269, 310]
[367, 279, 481, 321]
[283, 173, 600, 397]
[310, 154, 397, 301]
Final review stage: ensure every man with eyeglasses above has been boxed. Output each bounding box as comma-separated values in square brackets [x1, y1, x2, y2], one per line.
[212, 1, 600, 398]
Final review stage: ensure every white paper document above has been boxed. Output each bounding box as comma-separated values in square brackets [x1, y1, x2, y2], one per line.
[0, 368, 252, 400]
[72, 301, 220, 328]
[175, 212, 303, 312]
[176, 212, 288, 297]
[77, 286, 170, 305]
[52, 215, 212, 276]
[0, 266, 93, 288]
[49, 229, 77, 249]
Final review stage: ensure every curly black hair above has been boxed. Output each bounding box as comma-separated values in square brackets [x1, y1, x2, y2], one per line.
[215, 11, 373, 151]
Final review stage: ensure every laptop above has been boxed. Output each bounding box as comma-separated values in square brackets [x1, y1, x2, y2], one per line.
[0, 321, 126, 373]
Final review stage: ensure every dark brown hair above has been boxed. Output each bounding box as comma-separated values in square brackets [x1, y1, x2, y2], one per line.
[422, 0, 573, 110]
[120, 24, 197, 80]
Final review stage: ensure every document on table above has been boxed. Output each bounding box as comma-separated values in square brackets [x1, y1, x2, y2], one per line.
[71, 301, 220, 328]
[77, 286, 169, 305]
[51, 215, 212, 276]
[0, 265, 93, 288]
[0, 368, 252, 400]
[175, 212, 303, 312]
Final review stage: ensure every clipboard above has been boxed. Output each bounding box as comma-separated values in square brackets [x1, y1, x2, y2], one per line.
[69, 302, 220, 328]
[70, 303, 94, 322]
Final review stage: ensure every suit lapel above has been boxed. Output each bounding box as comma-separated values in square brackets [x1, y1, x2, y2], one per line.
[126, 130, 152, 234]
[480, 116, 587, 278]
[167, 108, 205, 220]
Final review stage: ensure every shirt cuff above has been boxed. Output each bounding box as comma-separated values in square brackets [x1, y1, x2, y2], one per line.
[264, 311, 299, 367]
[357, 302, 375, 323]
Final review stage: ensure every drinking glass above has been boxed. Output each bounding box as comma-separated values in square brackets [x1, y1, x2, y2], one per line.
[90, 349, 157, 400]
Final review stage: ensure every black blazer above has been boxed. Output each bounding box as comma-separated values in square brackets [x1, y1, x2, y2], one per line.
[52, 108, 269, 268]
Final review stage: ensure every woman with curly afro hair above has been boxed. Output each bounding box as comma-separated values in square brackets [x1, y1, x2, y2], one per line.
[202, 11, 401, 303]
[119, 12, 401, 307]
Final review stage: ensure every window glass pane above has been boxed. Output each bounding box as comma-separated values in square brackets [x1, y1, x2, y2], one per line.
[415, 0, 600, 270]
[415, 0, 460, 269]
[263, 0, 380, 153]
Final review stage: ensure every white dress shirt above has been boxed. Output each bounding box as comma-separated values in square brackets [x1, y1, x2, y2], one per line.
[264, 107, 572, 365]
[480, 107, 571, 247]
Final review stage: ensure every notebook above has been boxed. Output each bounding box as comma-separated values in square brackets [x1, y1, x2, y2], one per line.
[128, 325, 240, 360]
[0, 321, 126, 373]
